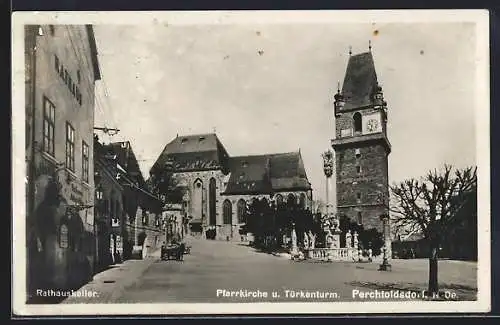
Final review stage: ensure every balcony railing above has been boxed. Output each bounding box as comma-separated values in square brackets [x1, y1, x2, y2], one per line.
[305, 247, 359, 262]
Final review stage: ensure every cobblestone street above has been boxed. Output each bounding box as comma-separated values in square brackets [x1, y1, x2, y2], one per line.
[61, 237, 477, 304]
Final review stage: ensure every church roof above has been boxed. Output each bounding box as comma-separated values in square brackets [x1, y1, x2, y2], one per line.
[268, 151, 310, 191]
[151, 134, 311, 195]
[150, 133, 230, 174]
[341, 52, 379, 110]
[224, 154, 273, 195]
[223, 151, 311, 195]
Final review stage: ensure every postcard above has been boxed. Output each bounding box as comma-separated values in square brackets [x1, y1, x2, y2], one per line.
[11, 9, 490, 315]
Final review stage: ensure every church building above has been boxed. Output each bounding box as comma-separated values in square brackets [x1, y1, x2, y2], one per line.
[150, 133, 313, 241]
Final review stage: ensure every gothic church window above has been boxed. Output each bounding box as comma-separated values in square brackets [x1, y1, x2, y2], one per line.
[299, 193, 306, 209]
[353, 112, 362, 133]
[223, 199, 232, 225]
[276, 194, 283, 206]
[209, 178, 216, 225]
[237, 199, 246, 223]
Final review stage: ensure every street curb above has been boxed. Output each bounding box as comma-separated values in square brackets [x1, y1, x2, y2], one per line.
[105, 257, 158, 303]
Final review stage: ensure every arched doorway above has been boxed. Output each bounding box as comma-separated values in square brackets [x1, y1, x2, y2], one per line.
[287, 193, 296, 206]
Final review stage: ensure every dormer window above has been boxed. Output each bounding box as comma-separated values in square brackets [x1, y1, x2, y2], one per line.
[242, 161, 248, 168]
[181, 138, 188, 144]
[199, 136, 205, 141]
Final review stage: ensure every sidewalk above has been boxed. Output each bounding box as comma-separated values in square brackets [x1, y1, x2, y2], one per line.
[61, 249, 161, 304]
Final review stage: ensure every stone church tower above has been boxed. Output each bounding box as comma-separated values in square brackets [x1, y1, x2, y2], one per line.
[331, 50, 391, 235]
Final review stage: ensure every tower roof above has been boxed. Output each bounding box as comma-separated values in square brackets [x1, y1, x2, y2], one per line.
[341, 51, 379, 110]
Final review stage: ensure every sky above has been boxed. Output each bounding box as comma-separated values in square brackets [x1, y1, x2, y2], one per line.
[91, 21, 478, 204]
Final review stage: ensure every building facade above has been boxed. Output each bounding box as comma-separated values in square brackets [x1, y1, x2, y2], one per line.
[331, 51, 391, 251]
[25, 24, 101, 298]
[100, 140, 165, 260]
[150, 133, 313, 241]
[94, 135, 126, 270]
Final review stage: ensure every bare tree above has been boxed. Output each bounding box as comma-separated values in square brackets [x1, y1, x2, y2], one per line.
[388, 164, 477, 296]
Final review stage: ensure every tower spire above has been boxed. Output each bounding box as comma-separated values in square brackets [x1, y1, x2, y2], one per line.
[337, 81, 341, 94]
[369, 40, 372, 52]
[348, 46, 352, 56]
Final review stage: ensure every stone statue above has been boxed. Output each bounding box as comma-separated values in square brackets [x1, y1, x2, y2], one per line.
[326, 234, 334, 249]
[308, 230, 316, 249]
[345, 230, 352, 248]
[353, 231, 359, 250]
[303, 232, 309, 249]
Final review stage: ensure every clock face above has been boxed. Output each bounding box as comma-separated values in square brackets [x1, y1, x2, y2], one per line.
[367, 119, 379, 132]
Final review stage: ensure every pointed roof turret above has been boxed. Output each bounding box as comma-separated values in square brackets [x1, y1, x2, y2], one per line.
[341, 51, 379, 110]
